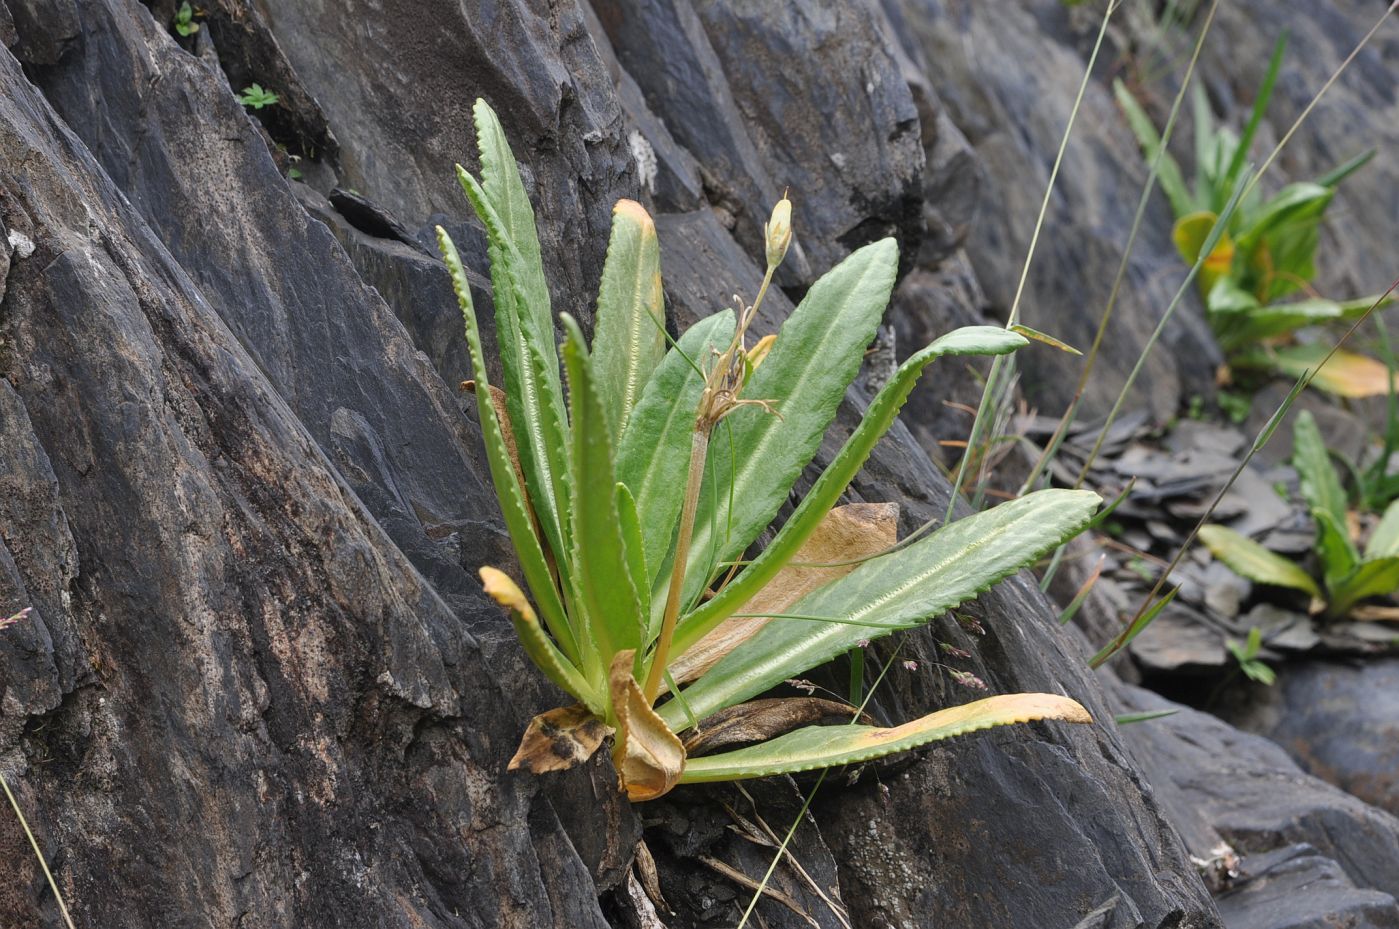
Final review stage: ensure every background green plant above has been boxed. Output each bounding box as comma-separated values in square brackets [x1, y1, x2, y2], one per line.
[1115, 35, 1390, 396]
[1201, 410, 1399, 619]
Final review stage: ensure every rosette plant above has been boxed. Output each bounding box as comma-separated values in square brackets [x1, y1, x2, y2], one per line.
[437, 100, 1100, 801]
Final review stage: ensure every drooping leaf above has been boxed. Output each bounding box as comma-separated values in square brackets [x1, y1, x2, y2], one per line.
[1010, 324, 1081, 355]
[1266, 343, 1394, 398]
[1213, 298, 1344, 352]
[682, 239, 899, 606]
[593, 199, 666, 441]
[1366, 499, 1399, 560]
[616, 312, 736, 587]
[1197, 524, 1321, 597]
[1293, 410, 1350, 532]
[438, 229, 573, 657]
[562, 315, 644, 677]
[678, 693, 1092, 783]
[609, 651, 685, 801]
[480, 567, 599, 712]
[664, 489, 1100, 727]
[672, 326, 1030, 658]
[1329, 556, 1399, 618]
[667, 503, 898, 687]
[508, 704, 612, 773]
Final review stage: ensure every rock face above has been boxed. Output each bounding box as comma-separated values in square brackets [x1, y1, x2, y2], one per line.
[0, 1, 1393, 928]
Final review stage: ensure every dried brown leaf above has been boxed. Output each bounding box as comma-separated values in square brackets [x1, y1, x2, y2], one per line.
[610, 650, 686, 801]
[508, 704, 612, 774]
[683, 697, 872, 756]
[669, 503, 897, 686]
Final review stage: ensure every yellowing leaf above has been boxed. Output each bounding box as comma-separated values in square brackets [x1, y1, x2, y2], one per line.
[1197, 525, 1321, 597]
[679, 693, 1092, 783]
[481, 567, 601, 712]
[745, 333, 777, 371]
[1271, 344, 1395, 398]
[508, 704, 612, 773]
[667, 503, 898, 687]
[609, 650, 685, 801]
[1173, 211, 1234, 296]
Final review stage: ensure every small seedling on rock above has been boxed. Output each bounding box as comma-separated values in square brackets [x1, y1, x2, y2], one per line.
[237, 84, 279, 110]
[439, 99, 1101, 801]
[173, 2, 199, 37]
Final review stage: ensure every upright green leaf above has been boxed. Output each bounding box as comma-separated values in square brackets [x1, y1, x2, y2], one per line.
[561, 315, 644, 679]
[593, 200, 666, 441]
[1197, 524, 1321, 597]
[1365, 499, 1399, 559]
[437, 228, 574, 657]
[678, 693, 1092, 783]
[1314, 509, 1359, 592]
[1293, 410, 1350, 531]
[672, 326, 1030, 657]
[457, 166, 573, 572]
[616, 482, 652, 643]
[616, 312, 736, 587]
[1223, 32, 1286, 197]
[1113, 79, 1191, 217]
[683, 239, 899, 606]
[663, 488, 1100, 727]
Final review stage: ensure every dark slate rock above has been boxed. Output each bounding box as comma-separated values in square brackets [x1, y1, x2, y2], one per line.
[0, 31, 618, 927]
[1215, 845, 1399, 929]
[257, 0, 638, 317]
[1114, 683, 1399, 902]
[1225, 660, 1399, 818]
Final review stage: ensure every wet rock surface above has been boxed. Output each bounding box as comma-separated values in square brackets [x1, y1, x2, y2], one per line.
[1, 1, 1397, 928]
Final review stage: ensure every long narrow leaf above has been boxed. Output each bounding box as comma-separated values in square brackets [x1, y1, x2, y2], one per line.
[682, 239, 899, 607]
[593, 200, 666, 440]
[437, 228, 574, 657]
[673, 326, 1029, 657]
[678, 693, 1091, 783]
[457, 167, 573, 571]
[562, 315, 644, 678]
[616, 312, 736, 588]
[664, 489, 1100, 727]
[1293, 410, 1350, 530]
[1113, 80, 1192, 217]
[1224, 32, 1286, 196]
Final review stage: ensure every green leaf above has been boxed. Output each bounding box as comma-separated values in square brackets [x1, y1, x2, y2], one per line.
[678, 693, 1091, 783]
[1365, 499, 1399, 559]
[1214, 298, 1344, 352]
[1113, 79, 1192, 217]
[436, 227, 574, 658]
[593, 200, 666, 441]
[1224, 32, 1286, 197]
[683, 239, 899, 606]
[1317, 149, 1376, 189]
[456, 166, 573, 572]
[1335, 292, 1397, 323]
[1088, 587, 1179, 669]
[1197, 524, 1321, 597]
[672, 326, 1030, 658]
[561, 315, 644, 679]
[616, 482, 652, 641]
[1314, 509, 1359, 592]
[1330, 556, 1399, 617]
[616, 312, 736, 589]
[1237, 183, 1332, 251]
[1114, 709, 1179, 726]
[664, 488, 1100, 727]
[1293, 410, 1350, 531]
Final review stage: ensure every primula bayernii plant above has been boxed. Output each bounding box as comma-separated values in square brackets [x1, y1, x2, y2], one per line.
[438, 99, 1101, 801]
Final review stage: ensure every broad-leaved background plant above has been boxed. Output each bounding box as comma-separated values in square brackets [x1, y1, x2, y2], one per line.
[438, 99, 1100, 801]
